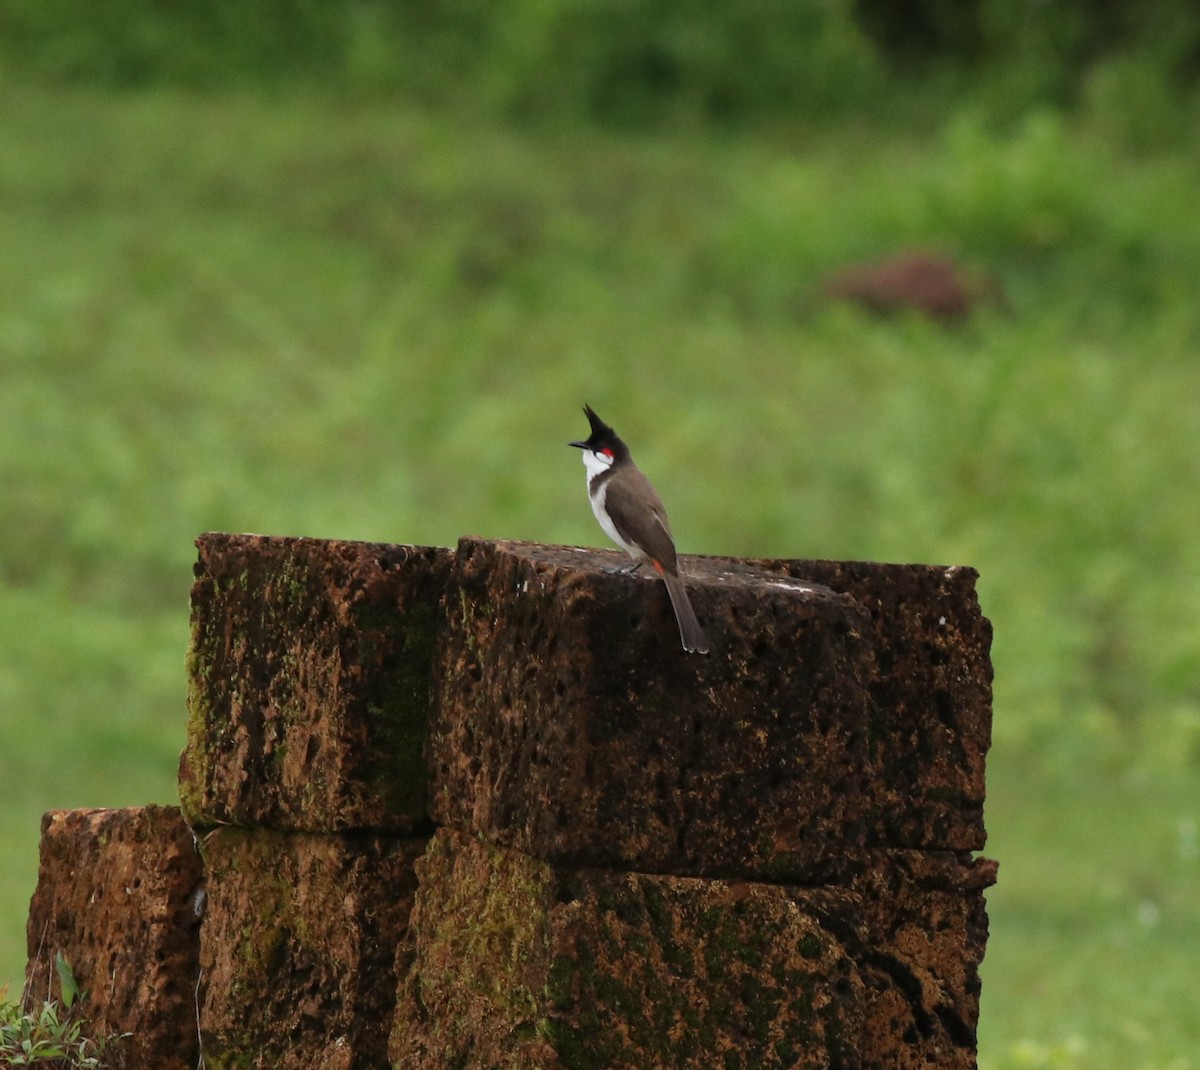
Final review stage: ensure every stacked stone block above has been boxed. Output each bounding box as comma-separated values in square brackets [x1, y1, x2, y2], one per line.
[179, 534, 450, 1069]
[199, 828, 424, 1070]
[399, 538, 995, 1069]
[24, 806, 204, 1070]
[429, 538, 875, 882]
[25, 532, 996, 1069]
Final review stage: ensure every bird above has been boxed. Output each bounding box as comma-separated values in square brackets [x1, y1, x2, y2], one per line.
[569, 404, 709, 654]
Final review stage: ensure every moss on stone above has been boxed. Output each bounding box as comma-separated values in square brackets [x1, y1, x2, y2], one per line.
[359, 592, 439, 821]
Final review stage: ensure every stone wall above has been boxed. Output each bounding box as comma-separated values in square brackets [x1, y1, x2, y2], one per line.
[25, 532, 997, 1069]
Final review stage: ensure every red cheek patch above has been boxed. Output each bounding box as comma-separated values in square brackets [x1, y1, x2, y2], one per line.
[601, 448, 614, 459]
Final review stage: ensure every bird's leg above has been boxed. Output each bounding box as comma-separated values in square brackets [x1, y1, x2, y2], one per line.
[602, 560, 644, 576]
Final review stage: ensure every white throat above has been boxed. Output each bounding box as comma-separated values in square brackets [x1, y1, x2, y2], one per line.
[581, 449, 614, 482]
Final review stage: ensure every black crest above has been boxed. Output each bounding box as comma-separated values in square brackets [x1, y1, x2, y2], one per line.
[569, 403, 625, 456]
[581, 404, 613, 440]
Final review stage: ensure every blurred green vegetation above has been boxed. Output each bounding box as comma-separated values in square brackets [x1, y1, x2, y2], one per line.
[1, 0, 1198, 128]
[2, 5, 1199, 1068]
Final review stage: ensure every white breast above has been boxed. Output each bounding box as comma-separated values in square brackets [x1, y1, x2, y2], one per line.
[581, 451, 640, 559]
[589, 477, 633, 554]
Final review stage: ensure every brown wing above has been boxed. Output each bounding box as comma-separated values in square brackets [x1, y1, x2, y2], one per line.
[603, 466, 680, 574]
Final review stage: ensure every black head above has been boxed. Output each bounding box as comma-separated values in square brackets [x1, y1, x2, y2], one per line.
[568, 404, 628, 459]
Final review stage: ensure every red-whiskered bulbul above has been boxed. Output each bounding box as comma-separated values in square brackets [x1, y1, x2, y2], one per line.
[569, 405, 709, 654]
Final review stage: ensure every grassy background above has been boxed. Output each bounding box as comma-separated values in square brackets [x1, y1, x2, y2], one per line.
[2, 57, 1199, 1069]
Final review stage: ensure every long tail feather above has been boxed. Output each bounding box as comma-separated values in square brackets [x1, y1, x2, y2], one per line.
[661, 571, 709, 654]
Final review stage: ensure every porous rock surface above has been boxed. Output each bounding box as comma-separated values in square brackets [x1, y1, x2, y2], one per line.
[748, 557, 993, 850]
[198, 826, 426, 1070]
[854, 850, 998, 1070]
[179, 532, 452, 832]
[392, 828, 866, 1070]
[430, 537, 875, 883]
[25, 533, 996, 1070]
[24, 806, 203, 1070]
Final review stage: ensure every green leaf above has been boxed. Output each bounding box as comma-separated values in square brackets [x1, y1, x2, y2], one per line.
[55, 951, 81, 1010]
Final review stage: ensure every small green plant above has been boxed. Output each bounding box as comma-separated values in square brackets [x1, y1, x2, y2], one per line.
[0, 953, 128, 1068]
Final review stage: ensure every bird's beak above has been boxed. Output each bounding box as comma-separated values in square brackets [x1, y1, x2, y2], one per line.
[568, 440, 587, 449]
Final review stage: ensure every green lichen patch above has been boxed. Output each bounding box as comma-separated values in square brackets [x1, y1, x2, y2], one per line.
[202, 826, 424, 1070]
[178, 534, 451, 831]
[392, 829, 558, 1067]
[392, 831, 864, 1069]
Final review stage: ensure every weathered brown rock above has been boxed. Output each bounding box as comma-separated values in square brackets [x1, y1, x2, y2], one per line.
[821, 251, 1005, 321]
[746, 558, 992, 851]
[429, 537, 874, 883]
[22, 534, 995, 1070]
[199, 826, 425, 1070]
[24, 806, 204, 1070]
[391, 828, 865, 1070]
[856, 851, 997, 1070]
[179, 532, 452, 832]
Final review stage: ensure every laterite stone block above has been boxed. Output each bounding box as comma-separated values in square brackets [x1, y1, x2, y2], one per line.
[856, 850, 997, 1070]
[199, 827, 426, 1070]
[178, 532, 452, 832]
[390, 828, 865, 1070]
[750, 558, 993, 851]
[25, 806, 204, 1070]
[429, 538, 874, 883]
